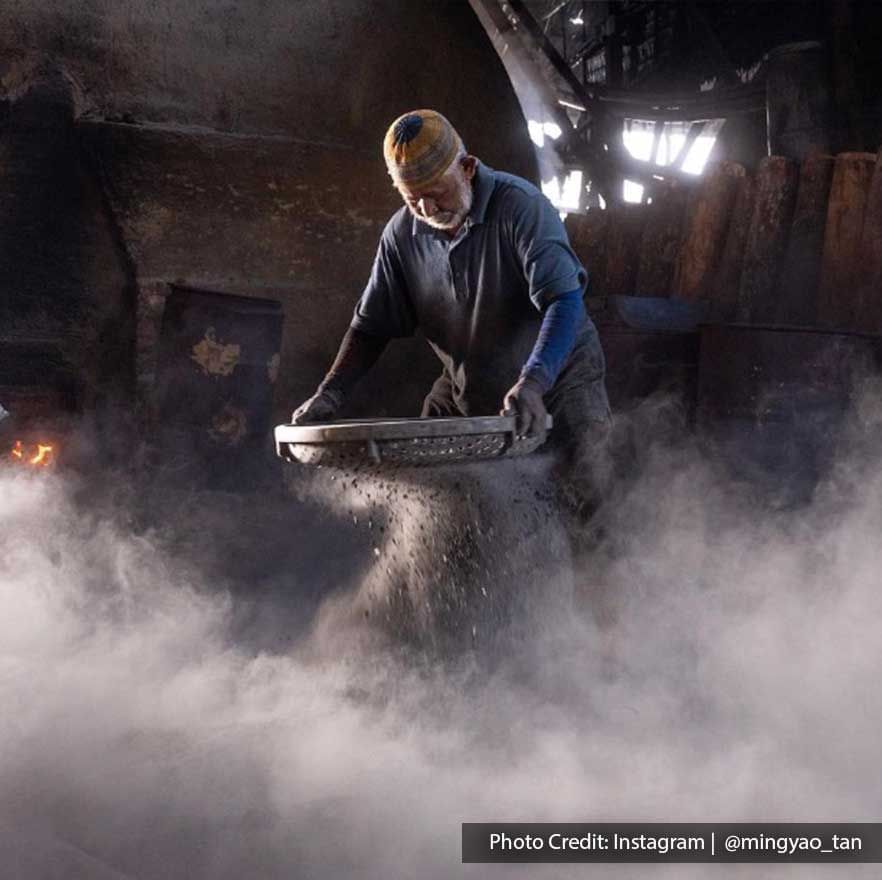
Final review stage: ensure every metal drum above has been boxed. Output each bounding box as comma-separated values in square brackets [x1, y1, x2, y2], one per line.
[697, 323, 881, 498]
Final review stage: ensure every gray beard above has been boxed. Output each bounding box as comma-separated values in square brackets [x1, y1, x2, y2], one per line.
[410, 175, 474, 231]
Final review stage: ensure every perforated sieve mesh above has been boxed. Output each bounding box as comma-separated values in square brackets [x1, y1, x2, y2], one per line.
[275, 416, 550, 469]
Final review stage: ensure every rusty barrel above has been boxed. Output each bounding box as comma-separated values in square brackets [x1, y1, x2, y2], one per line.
[697, 324, 880, 496]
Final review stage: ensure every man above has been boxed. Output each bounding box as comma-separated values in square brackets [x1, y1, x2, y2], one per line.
[292, 109, 610, 472]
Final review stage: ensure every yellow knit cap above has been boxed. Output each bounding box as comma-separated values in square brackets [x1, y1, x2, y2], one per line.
[383, 110, 463, 190]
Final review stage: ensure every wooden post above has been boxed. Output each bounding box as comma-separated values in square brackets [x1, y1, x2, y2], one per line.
[603, 203, 646, 299]
[736, 156, 799, 323]
[711, 172, 755, 321]
[854, 148, 882, 333]
[776, 153, 835, 325]
[565, 210, 610, 300]
[674, 161, 745, 302]
[817, 151, 876, 329]
[635, 178, 688, 297]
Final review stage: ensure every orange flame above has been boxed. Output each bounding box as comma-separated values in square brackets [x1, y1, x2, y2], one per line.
[30, 444, 53, 466]
[9, 440, 54, 467]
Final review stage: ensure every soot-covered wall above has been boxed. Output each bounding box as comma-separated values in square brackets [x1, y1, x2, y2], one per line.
[0, 0, 537, 426]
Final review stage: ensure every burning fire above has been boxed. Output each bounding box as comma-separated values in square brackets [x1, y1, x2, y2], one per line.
[9, 440, 55, 468]
[30, 444, 53, 466]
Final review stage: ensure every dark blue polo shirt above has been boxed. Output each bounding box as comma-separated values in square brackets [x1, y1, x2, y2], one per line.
[351, 162, 601, 416]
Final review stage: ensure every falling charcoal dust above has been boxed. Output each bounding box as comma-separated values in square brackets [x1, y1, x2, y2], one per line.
[291, 452, 576, 661]
[1, 388, 882, 880]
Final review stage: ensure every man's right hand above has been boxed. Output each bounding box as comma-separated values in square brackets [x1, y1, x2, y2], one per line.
[291, 388, 343, 425]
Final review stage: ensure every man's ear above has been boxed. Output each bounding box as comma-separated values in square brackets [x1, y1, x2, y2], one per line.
[460, 155, 478, 181]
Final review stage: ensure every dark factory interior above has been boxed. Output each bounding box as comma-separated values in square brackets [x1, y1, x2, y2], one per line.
[3, 1, 882, 877]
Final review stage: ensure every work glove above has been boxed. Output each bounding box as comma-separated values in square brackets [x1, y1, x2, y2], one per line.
[500, 377, 548, 442]
[291, 388, 343, 425]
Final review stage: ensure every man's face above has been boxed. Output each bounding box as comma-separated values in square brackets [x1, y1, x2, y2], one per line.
[396, 156, 477, 232]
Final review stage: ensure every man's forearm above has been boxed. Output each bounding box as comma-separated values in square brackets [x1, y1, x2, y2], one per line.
[318, 326, 390, 400]
[520, 289, 584, 392]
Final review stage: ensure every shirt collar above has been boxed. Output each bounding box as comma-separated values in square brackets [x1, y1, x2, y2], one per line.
[410, 160, 496, 238]
[467, 160, 495, 226]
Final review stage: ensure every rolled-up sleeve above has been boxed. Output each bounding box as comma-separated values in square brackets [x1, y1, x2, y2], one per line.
[511, 191, 588, 311]
[351, 222, 417, 338]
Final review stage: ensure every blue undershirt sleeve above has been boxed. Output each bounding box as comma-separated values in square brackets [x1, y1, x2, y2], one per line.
[520, 288, 584, 392]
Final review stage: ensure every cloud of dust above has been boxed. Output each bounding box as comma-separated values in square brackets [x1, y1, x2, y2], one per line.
[2, 391, 882, 879]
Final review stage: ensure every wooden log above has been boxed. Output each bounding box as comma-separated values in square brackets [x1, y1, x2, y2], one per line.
[736, 156, 799, 323]
[674, 160, 745, 301]
[635, 178, 688, 297]
[711, 171, 755, 321]
[776, 153, 835, 325]
[854, 148, 882, 333]
[816, 151, 877, 329]
[565, 209, 609, 299]
[603, 203, 646, 299]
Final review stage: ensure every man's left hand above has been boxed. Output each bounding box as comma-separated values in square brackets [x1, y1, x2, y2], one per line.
[501, 377, 548, 442]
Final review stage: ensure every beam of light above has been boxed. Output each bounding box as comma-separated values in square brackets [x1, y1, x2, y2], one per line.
[542, 170, 583, 213]
[681, 120, 725, 175]
[529, 119, 566, 149]
[622, 119, 655, 161]
[681, 136, 717, 174]
[656, 123, 688, 167]
[527, 119, 545, 148]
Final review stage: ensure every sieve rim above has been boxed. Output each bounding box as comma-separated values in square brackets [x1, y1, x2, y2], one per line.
[275, 414, 552, 445]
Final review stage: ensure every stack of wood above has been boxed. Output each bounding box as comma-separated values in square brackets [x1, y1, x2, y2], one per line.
[565, 147, 882, 334]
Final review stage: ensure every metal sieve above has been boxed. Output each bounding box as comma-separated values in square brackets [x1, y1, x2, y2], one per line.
[274, 414, 552, 468]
